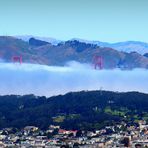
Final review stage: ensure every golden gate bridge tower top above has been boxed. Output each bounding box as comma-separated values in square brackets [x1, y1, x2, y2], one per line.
[12, 56, 22, 64]
[93, 55, 103, 70]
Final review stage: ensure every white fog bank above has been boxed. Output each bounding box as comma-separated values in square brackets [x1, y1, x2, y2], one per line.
[0, 62, 148, 97]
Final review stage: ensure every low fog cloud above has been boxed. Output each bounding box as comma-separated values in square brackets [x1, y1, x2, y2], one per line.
[0, 61, 148, 97]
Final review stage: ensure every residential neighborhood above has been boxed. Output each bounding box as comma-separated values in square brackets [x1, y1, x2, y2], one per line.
[0, 120, 147, 148]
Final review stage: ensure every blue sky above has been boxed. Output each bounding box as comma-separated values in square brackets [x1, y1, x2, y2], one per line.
[0, 0, 148, 42]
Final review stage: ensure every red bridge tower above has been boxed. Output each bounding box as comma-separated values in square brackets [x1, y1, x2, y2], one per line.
[12, 56, 22, 64]
[93, 55, 103, 70]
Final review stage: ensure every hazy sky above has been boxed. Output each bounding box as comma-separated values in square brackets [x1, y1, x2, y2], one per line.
[0, 0, 148, 42]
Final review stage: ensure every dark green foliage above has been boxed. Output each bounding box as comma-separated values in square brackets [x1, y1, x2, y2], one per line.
[144, 53, 148, 58]
[65, 40, 96, 52]
[0, 91, 147, 130]
[29, 38, 50, 46]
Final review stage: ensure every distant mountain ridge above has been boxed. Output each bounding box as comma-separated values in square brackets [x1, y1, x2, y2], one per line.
[16, 35, 61, 45]
[17, 36, 148, 54]
[71, 38, 148, 55]
[0, 36, 148, 69]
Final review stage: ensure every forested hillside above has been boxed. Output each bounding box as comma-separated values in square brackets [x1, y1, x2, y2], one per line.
[0, 91, 147, 130]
